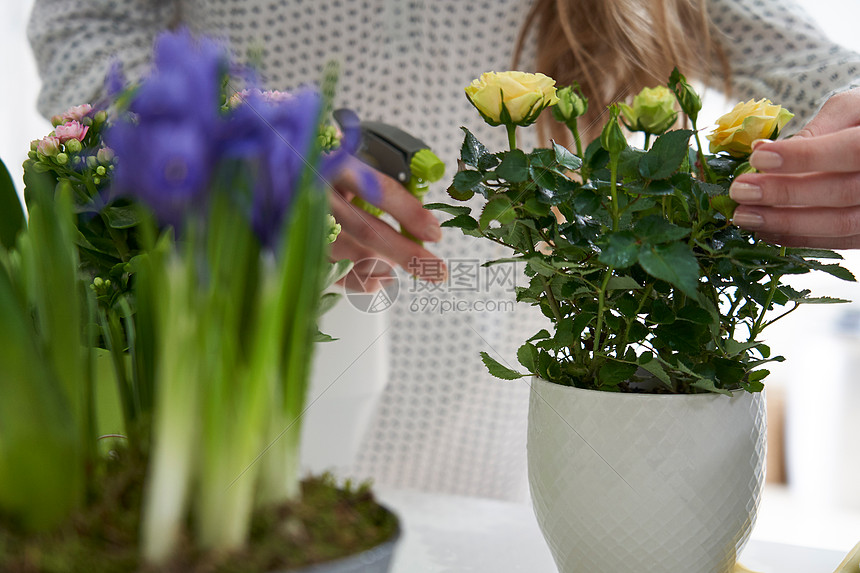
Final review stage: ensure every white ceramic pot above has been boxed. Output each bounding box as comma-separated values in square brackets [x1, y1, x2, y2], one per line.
[527, 377, 766, 573]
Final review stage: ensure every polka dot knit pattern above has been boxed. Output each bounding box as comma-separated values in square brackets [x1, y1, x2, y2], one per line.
[28, 0, 860, 501]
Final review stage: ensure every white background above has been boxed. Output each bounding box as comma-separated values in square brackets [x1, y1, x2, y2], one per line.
[2, 0, 860, 553]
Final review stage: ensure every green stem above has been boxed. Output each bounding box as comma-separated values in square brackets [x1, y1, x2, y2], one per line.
[750, 246, 786, 339]
[592, 267, 614, 367]
[609, 156, 620, 230]
[506, 123, 518, 152]
[570, 120, 583, 158]
[617, 283, 653, 353]
[692, 121, 715, 184]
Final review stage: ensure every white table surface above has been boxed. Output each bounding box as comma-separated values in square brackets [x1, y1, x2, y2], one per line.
[376, 489, 848, 573]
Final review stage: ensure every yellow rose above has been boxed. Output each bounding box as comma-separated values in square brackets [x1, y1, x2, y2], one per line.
[465, 71, 559, 127]
[707, 99, 794, 157]
[618, 85, 678, 135]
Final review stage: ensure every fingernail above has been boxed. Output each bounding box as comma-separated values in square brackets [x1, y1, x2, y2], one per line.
[424, 223, 443, 242]
[732, 210, 764, 229]
[750, 150, 783, 171]
[729, 181, 762, 202]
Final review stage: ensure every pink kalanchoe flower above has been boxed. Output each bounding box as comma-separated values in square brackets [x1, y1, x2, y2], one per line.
[54, 121, 89, 143]
[51, 103, 93, 126]
[36, 136, 61, 157]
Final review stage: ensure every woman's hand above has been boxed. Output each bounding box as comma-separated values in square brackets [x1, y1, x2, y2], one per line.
[329, 157, 447, 291]
[730, 88, 860, 249]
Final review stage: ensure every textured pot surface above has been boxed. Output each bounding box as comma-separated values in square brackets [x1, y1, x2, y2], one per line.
[282, 526, 400, 573]
[527, 378, 766, 573]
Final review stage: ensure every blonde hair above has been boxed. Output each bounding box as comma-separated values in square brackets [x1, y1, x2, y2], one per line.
[514, 0, 730, 141]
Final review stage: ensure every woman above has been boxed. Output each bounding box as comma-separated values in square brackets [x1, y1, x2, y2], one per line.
[28, 0, 860, 501]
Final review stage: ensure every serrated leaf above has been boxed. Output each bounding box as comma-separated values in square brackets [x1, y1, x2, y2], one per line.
[480, 351, 524, 380]
[517, 343, 539, 372]
[598, 360, 637, 386]
[638, 241, 700, 297]
[452, 170, 484, 193]
[804, 261, 856, 282]
[495, 149, 529, 183]
[527, 256, 557, 277]
[460, 127, 498, 169]
[598, 231, 639, 268]
[440, 214, 479, 231]
[624, 179, 675, 196]
[425, 202, 471, 216]
[529, 166, 561, 192]
[606, 275, 641, 290]
[639, 129, 693, 180]
[632, 215, 689, 243]
[552, 141, 583, 171]
[479, 196, 516, 229]
[691, 377, 732, 396]
[639, 359, 674, 391]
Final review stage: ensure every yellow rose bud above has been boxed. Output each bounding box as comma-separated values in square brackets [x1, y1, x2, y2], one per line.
[465, 71, 560, 127]
[618, 85, 678, 135]
[707, 99, 794, 157]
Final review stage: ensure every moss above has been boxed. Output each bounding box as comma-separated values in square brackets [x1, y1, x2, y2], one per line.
[0, 452, 398, 573]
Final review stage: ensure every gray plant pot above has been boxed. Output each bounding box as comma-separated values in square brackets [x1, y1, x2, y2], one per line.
[280, 511, 401, 573]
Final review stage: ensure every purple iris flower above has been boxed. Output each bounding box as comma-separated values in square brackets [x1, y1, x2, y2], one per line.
[220, 88, 322, 247]
[107, 29, 226, 227]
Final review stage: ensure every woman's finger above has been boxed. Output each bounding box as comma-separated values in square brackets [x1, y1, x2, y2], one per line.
[730, 171, 860, 207]
[732, 204, 860, 238]
[749, 125, 860, 174]
[329, 191, 447, 282]
[335, 157, 442, 242]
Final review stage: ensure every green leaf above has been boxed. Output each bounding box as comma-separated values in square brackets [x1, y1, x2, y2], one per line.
[804, 260, 856, 282]
[785, 248, 843, 260]
[598, 360, 637, 386]
[527, 329, 552, 342]
[638, 241, 700, 297]
[517, 343, 540, 372]
[479, 196, 516, 229]
[624, 179, 675, 196]
[480, 351, 524, 380]
[0, 157, 25, 249]
[527, 255, 557, 277]
[598, 231, 639, 268]
[529, 166, 561, 192]
[452, 170, 484, 193]
[639, 129, 693, 180]
[425, 202, 472, 216]
[440, 213, 479, 231]
[552, 141, 583, 171]
[691, 377, 732, 396]
[102, 204, 142, 229]
[495, 149, 529, 183]
[606, 275, 642, 290]
[632, 215, 689, 243]
[638, 359, 674, 391]
[460, 127, 499, 170]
